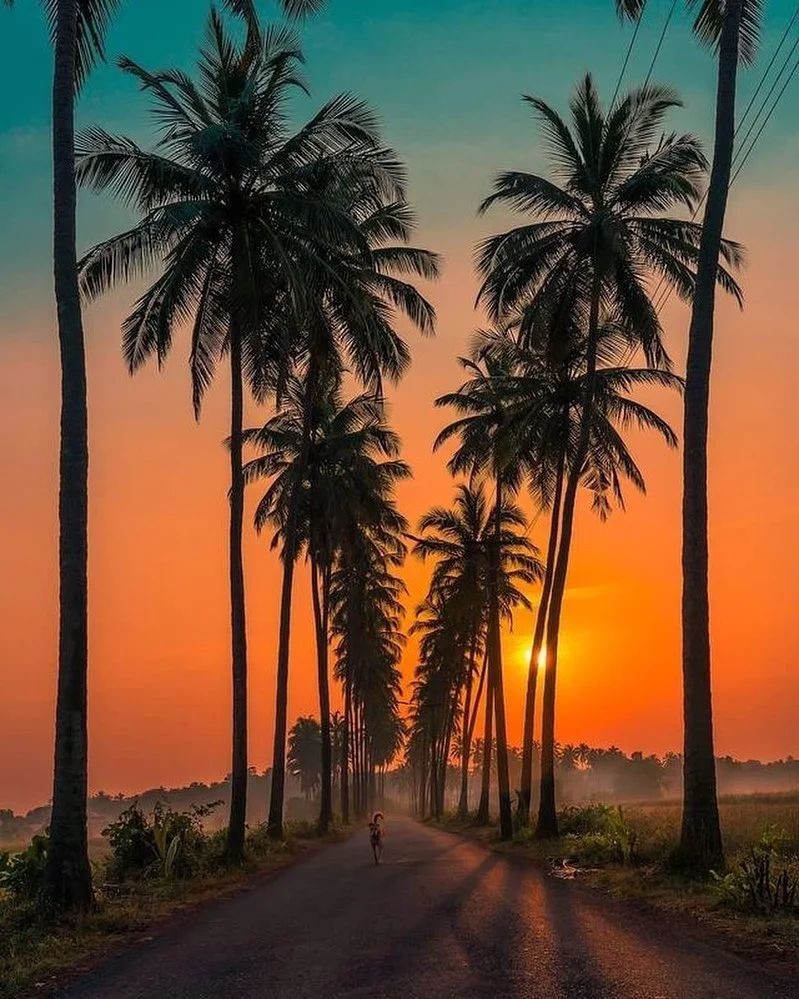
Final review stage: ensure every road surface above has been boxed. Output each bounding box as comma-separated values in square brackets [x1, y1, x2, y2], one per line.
[60, 817, 796, 998]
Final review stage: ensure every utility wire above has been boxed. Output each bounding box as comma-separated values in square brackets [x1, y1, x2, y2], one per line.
[730, 53, 799, 186]
[611, 0, 649, 107]
[653, 7, 799, 314]
[643, 0, 679, 88]
[736, 4, 799, 135]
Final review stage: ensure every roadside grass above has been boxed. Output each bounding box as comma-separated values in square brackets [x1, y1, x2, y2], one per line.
[436, 793, 799, 967]
[0, 822, 346, 998]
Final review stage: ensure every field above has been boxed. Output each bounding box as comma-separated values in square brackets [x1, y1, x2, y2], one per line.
[620, 792, 799, 861]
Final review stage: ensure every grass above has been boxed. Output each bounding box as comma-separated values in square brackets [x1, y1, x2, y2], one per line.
[0, 822, 346, 998]
[436, 792, 799, 969]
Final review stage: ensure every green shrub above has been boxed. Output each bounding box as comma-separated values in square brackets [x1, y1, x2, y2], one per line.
[102, 804, 153, 879]
[712, 828, 798, 915]
[102, 801, 222, 881]
[559, 804, 638, 864]
[559, 803, 618, 835]
[0, 834, 49, 900]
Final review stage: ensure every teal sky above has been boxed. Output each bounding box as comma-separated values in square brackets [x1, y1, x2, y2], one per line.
[1, 0, 797, 325]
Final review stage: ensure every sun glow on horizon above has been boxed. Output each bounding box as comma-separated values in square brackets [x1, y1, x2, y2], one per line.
[513, 639, 548, 674]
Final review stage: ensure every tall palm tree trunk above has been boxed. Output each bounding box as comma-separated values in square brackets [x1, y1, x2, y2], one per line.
[536, 274, 602, 840]
[341, 679, 351, 823]
[489, 480, 513, 840]
[679, 0, 742, 875]
[311, 558, 333, 833]
[461, 648, 488, 813]
[267, 539, 297, 839]
[439, 700, 455, 815]
[519, 453, 565, 825]
[44, 0, 92, 912]
[268, 371, 315, 839]
[226, 313, 249, 862]
[456, 627, 479, 817]
[475, 678, 493, 825]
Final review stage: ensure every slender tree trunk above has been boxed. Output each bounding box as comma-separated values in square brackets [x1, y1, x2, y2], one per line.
[467, 649, 488, 750]
[536, 272, 602, 840]
[490, 480, 513, 840]
[368, 755, 376, 815]
[456, 626, 479, 818]
[439, 709, 453, 815]
[678, 0, 742, 875]
[341, 679, 350, 823]
[44, 0, 92, 912]
[311, 558, 333, 833]
[353, 702, 361, 817]
[226, 310, 249, 861]
[268, 370, 315, 839]
[475, 671, 494, 825]
[518, 452, 565, 825]
[267, 539, 297, 839]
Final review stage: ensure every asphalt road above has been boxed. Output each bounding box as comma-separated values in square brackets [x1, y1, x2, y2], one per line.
[60, 817, 797, 999]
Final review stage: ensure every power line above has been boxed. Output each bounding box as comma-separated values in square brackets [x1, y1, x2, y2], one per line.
[735, 4, 799, 136]
[653, 7, 799, 314]
[611, 0, 649, 107]
[733, 31, 799, 170]
[730, 53, 799, 186]
[643, 0, 679, 88]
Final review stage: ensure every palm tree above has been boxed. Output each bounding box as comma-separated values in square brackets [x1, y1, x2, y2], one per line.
[435, 356, 544, 839]
[332, 519, 408, 819]
[1, 0, 124, 913]
[411, 487, 486, 818]
[616, 0, 760, 873]
[253, 179, 436, 840]
[75, 13, 399, 860]
[479, 322, 684, 834]
[411, 485, 538, 821]
[287, 716, 322, 800]
[478, 75, 742, 839]
[0, 0, 325, 910]
[244, 381, 411, 833]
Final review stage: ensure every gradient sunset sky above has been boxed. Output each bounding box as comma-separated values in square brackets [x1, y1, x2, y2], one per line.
[1, 0, 797, 812]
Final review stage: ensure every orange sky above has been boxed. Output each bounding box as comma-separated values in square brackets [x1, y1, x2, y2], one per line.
[1, 185, 798, 813]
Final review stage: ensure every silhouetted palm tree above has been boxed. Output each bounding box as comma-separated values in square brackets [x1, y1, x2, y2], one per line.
[244, 381, 410, 832]
[331, 516, 408, 819]
[287, 716, 322, 800]
[2, 0, 123, 913]
[76, 12, 396, 859]
[435, 352, 545, 838]
[478, 75, 742, 838]
[411, 486, 486, 818]
[617, 0, 760, 873]
[410, 484, 539, 820]
[252, 174, 437, 838]
[484, 322, 683, 834]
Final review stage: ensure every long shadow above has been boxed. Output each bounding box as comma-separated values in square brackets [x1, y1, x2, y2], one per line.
[333, 848, 508, 995]
[536, 869, 616, 998]
[370, 825, 617, 998]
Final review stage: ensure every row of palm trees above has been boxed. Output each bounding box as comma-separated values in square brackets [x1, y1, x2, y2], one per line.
[10, 0, 761, 910]
[13, 0, 436, 908]
[79, 8, 438, 856]
[407, 64, 744, 847]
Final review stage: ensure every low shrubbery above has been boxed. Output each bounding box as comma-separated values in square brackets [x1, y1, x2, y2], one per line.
[511, 803, 640, 866]
[0, 799, 327, 908]
[103, 800, 224, 881]
[0, 833, 49, 900]
[712, 828, 798, 915]
[0, 805, 340, 998]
